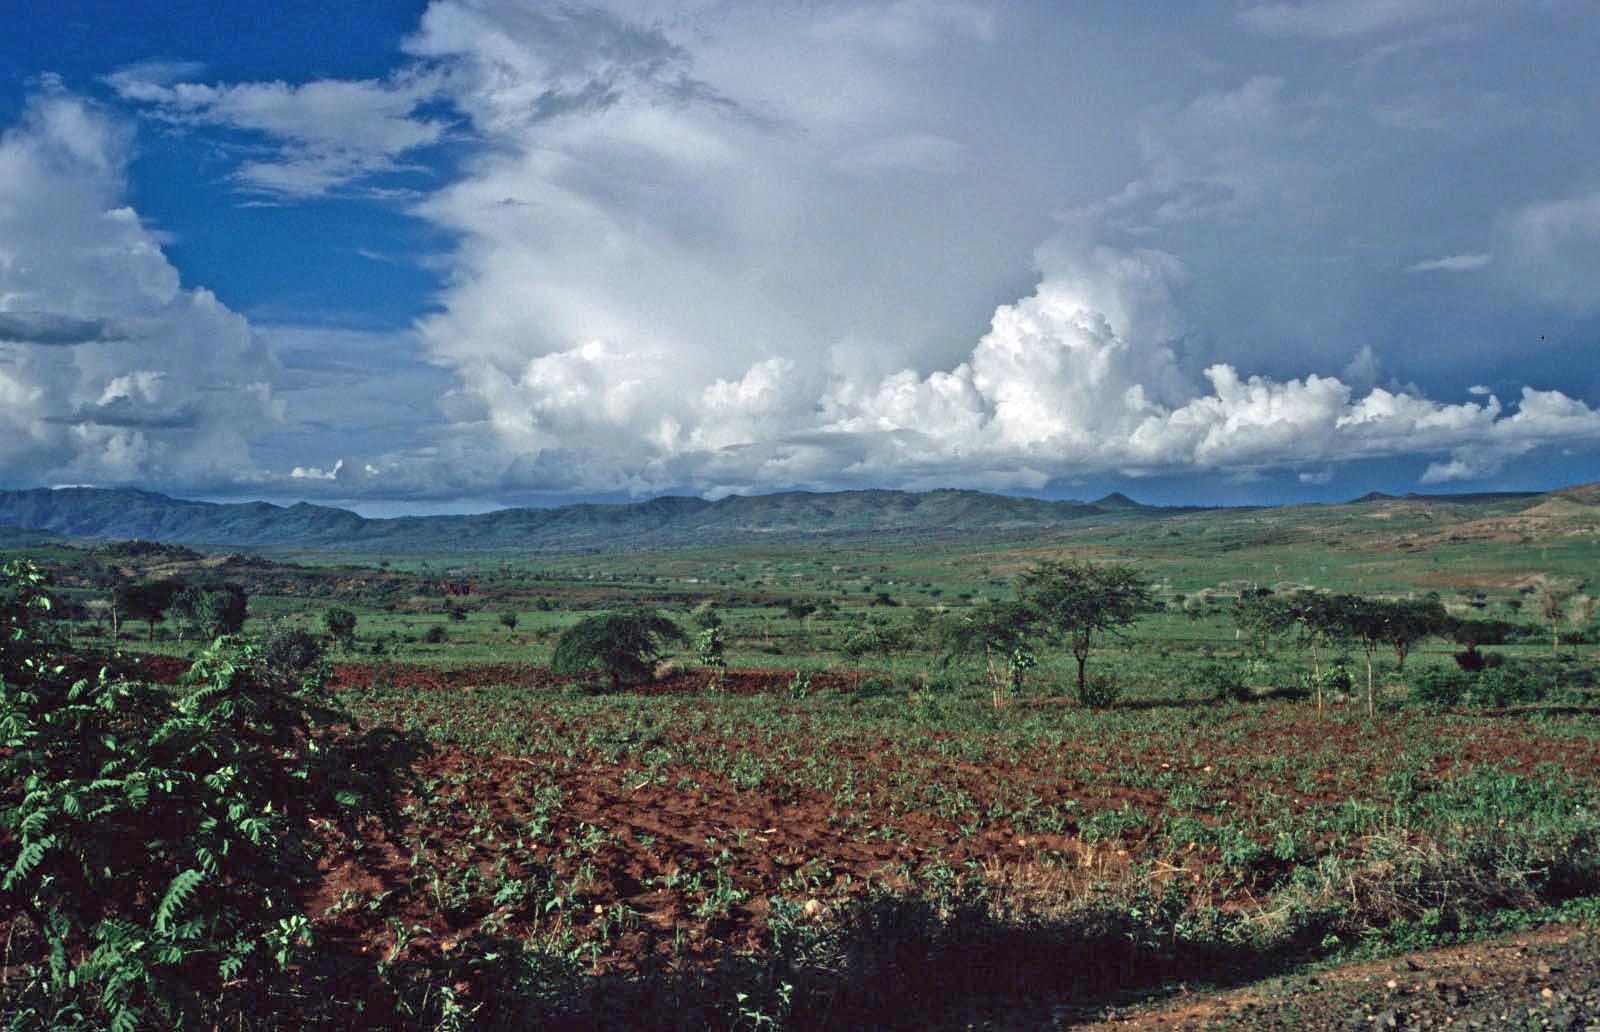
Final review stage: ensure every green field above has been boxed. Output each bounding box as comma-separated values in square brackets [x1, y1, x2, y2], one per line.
[3, 492, 1599, 1028]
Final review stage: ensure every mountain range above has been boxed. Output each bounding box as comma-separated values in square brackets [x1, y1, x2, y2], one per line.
[0, 484, 1580, 554]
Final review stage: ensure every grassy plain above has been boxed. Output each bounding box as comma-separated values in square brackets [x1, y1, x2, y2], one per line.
[5, 490, 1600, 1027]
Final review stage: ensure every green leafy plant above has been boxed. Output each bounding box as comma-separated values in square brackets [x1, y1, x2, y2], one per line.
[551, 609, 685, 691]
[0, 561, 420, 1029]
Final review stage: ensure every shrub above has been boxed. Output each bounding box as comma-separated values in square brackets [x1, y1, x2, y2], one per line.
[323, 606, 357, 646]
[1410, 667, 1472, 708]
[551, 609, 685, 691]
[423, 625, 448, 644]
[1195, 660, 1249, 702]
[1077, 676, 1122, 708]
[0, 575, 419, 1029]
[1411, 662, 1547, 709]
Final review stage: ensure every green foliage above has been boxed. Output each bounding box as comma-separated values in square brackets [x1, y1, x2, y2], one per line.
[1, 558, 58, 680]
[1231, 591, 1294, 655]
[1410, 661, 1549, 709]
[113, 579, 185, 641]
[937, 600, 1037, 708]
[1195, 659, 1249, 702]
[0, 585, 419, 1028]
[323, 605, 358, 646]
[1075, 676, 1121, 708]
[551, 609, 686, 690]
[1015, 558, 1154, 694]
[694, 625, 727, 670]
[174, 584, 249, 640]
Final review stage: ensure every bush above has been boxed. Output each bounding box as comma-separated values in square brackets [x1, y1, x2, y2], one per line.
[423, 625, 448, 644]
[1077, 676, 1122, 708]
[259, 624, 324, 686]
[1195, 660, 1249, 702]
[551, 609, 685, 691]
[0, 571, 420, 1029]
[1411, 667, 1473, 708]
[1411, 661, 1547, 709]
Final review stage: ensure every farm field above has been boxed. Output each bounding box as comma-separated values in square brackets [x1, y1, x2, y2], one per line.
[3, 488, 1600, 1029]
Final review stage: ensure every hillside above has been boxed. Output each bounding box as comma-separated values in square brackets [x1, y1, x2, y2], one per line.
[0, 486, 1171, 554]
[2, 482, 1593, 556]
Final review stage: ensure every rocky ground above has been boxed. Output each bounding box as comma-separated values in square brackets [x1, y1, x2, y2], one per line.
[1070, 924, 1600, 1031]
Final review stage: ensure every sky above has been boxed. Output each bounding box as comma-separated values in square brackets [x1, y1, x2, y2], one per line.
[2, 0, 1599, 514]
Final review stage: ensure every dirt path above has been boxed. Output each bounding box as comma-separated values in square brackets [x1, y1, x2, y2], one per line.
[1068, 923, 1600, 1031]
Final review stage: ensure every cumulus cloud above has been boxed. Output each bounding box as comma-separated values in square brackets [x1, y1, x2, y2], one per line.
[10, 1, 1596, 505]
[0, 89, 282, 489]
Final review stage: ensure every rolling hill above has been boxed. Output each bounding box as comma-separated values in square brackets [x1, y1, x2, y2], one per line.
[1, 482, 1593, 556]
[0, 486, 1175, 553]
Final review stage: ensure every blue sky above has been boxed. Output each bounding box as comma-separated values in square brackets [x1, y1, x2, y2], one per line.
[2, 0, 1598, 513]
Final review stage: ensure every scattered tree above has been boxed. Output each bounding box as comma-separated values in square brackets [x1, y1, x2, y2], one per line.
[323, 606, 358, 648]
[1015, 559, 1154, 696]
[551, 609, 686, 691]
[1533, 576, 1579, 655]
[114, 579, 185, 641]
[1379, 595, 1448, 672]
[939, 599, 1037, 709]
[499, 610, 519, 633]
[174, 584, 249, 641]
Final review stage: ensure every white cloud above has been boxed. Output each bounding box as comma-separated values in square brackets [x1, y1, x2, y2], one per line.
[1406, 252, 1492, 273]
[0, 90, 282, 489]
[108, 66, 445, 198]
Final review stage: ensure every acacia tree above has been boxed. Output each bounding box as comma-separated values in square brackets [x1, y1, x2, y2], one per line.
[1533, 576, 1578, 655]
[1380, 596, 1448, 671]
[114, 580, 185, 642]
[551, 609, 685, 691]
[1015, 559, 1154, 697]
[1284, 590, 1353, 711]
[839, 617, 907, 687]
[938, 599, 1037, 709]
[1336, 595, 1391, 718]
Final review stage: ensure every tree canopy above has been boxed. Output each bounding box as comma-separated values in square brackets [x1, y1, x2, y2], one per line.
[1015, 559, 1154, 693]
[550, 609, 686, 690]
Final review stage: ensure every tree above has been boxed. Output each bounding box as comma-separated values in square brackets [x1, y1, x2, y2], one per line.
[1231, 592, 1295, 682]
[1448, 615, 1515, 670]
[1533, 576, 1579, 655]
[1015, 559, 1154, 696]
[1285, 590, 1349, 711]
[694, 624, 727, 691]
[839, 617, 908, 686]
[499, 611, 519, 633]
[323, 606, 358, 648]
[1379, 596, 1448, 671]
[174, 584, 249, 641]
[114, 579, 185, 641]
[1336, 595, 1391, 719]
[938, 599, 1037, 709]
[551, 610, 686, 691]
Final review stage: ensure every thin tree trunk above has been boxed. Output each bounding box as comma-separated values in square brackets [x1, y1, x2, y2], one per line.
[1365, 654, 1374, 718]
[1311, 638, 1322, 713]
[1075, 651, 1088, 693]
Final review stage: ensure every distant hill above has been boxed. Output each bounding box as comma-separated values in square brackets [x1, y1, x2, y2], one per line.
[0, 486, 1186, 554]
[2, 482, 1590, 556]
